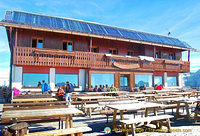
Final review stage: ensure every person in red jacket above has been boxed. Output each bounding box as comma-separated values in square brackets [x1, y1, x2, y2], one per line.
[156, 84, 163, 90]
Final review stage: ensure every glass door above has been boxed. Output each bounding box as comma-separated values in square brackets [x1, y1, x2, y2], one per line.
[120, 74, 129, 91]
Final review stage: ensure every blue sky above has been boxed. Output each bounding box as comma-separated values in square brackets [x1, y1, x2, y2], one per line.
[0, 0, 200, 80]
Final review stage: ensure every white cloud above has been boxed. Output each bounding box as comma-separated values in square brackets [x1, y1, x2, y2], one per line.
[0, 68, 9, 78]
[0, 62, 9, 66]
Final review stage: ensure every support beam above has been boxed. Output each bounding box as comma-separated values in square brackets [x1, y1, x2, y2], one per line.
[89, 37, 92, 52]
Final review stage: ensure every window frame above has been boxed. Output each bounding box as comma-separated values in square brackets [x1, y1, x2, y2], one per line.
[31, 37, 44, 48]
[167, 76, 178, 86]
[63, 40, 73, 51]
[55, 74, 79, 88]
[89, 46, 99, 53]
[109, 48, 118, 55]
[22, 73, 49, 87]
[127, 50, 134, 56]
[155, 50, 161, 58]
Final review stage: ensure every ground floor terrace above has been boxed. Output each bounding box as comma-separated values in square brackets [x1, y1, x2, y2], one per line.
[11, 65, 184, 92]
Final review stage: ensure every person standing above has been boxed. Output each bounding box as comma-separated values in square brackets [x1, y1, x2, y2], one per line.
[65, 81, 73, 105]
[41, 80, 48, 94]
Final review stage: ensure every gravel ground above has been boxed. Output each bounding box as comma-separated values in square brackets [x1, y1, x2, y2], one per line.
[0, 104, 200, 136]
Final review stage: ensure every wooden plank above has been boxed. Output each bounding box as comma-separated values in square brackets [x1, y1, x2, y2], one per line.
[25, 127, 92, 136]
[11, 98, 57, 103]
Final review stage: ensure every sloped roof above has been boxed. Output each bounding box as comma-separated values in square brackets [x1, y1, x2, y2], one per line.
[1, 11, 192, 50]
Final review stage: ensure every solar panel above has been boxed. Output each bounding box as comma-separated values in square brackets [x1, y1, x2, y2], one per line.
[118, 29, 142, 40]
[103, 26, 122, 37]
[8, 11, 191, 49]
[88, 23, 107, 35]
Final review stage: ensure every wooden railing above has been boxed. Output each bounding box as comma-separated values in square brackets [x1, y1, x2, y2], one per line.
[13, 47, 190, 72]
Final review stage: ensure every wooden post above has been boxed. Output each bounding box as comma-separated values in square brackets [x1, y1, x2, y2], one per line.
[153, 46, 156, 58]
[188, 50, 190, 62]
[112, 110, 117, 130]
[90, 37, 92, 52]
[15, 28, 18, 47]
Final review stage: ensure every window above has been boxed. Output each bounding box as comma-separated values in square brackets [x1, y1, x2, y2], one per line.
[169, 52, 175, 60]
[23, 73, 49, 87]
[55, 74, 78, 87]
[154, 76, 163, 85]
[127, 51, 134, 56]
[109, 48, 118, 55]
[135, 74, 153, 87]
[91, 73, 114, 88]
[32, 38, 43, 48]
[63, 41, 73, 51]
[155, 51, 161, 58]
[89, 47, 99, 53]
[167, 76, 177, 86]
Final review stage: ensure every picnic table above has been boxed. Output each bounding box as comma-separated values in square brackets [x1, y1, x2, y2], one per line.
[1, 108, 82, 128]
[85, 91, 128, 96]
[173, 98, 199, 121]
[193, 91, 200, 98]
[169, 92, 192, 98]
[78, 96, 116, 110]
[11, 98, 57, 103]
[128, 94, 156, 101]
[106, 102, 165, 129]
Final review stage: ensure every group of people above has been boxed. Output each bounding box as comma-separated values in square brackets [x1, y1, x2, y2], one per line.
[93, 84, 116, 92]
[57, 81, 73, 104]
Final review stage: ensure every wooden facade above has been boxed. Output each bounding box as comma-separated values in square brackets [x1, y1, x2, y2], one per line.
[3, 23, 191, 91]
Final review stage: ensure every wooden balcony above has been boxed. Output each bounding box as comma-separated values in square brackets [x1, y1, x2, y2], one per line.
[13, 47, 190, 72]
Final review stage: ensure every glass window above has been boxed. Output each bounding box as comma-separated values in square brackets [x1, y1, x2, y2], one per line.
[68, 42, 73, 51]
[32, 38, 43, 48]
[167, 76, 177, 86]
[127, 51, 134, 56]
[135, 74, 152, 87]
[109, 48, 118, 55]
[55, 74, 78, 87]
[23, 73, 49, 87]
[154, 76, 163, 85]
[37, 40, 43, 48]
[91, 73, 114, 88]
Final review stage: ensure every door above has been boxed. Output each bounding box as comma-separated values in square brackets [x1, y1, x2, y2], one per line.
[120, 74, 129, 91]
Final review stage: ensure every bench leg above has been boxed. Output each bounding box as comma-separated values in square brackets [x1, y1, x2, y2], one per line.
[194, 112, 198, 123]
[69, 115, 73, 128]
[106, 115, 109, 123]
[66, 115, 69, 129]
[131, 124, 136, 136]
[166, 118, 172, 133]
[112, 110, 117, 130]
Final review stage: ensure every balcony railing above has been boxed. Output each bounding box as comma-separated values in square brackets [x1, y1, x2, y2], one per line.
[13, 46, 190, 72]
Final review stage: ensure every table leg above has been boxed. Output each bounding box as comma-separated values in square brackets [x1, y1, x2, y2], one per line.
[69, 115, 73, 128]
[153, 108, 159, 128]
[112, 110, 118, 130]
[120, 110, 124, 130]
[148, 96, 151, 102]
[175, 102, 180, 119]
[65, 115, 69, 129]
[185, 103, 190, 120]
[145, 108, 149, 117]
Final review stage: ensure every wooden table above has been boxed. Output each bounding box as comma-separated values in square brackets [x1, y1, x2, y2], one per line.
[128, 94, 156, 101]
[86, 91, 128, 96]
[1, 108, 82, 128]
[78, 96, 116, 110]
[173, 98, 199, 121]
[11, 98, 57, 103]
[106, 102, 165, 129]
[193, 91, 200, 98]
[169, 92, 192, 98]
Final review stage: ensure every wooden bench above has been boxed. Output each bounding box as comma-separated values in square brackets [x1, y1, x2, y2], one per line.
[13, 94, 52, 99]
[194, 111, 200, 123]
[3, 105, 68, 111]
[4, 101, 67, 107]
[120, 115, 174, 136]
[83, 104, 104, 118]
[25, 126, 92, 136]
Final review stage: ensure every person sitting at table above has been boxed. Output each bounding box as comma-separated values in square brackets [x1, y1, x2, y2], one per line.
[139, 84, 146, 91]
[57, 86, 65, 101]
[156, 84, 163, 90]
[109, 84, 116, 92]
[13, 87, 21, 95]
[102, 85, 107, 92]
[93, 85, 101, 92]
[37, 81, 42, 87]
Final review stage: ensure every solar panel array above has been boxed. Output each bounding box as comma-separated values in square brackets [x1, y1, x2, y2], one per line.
[5, 11, 191, 49]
